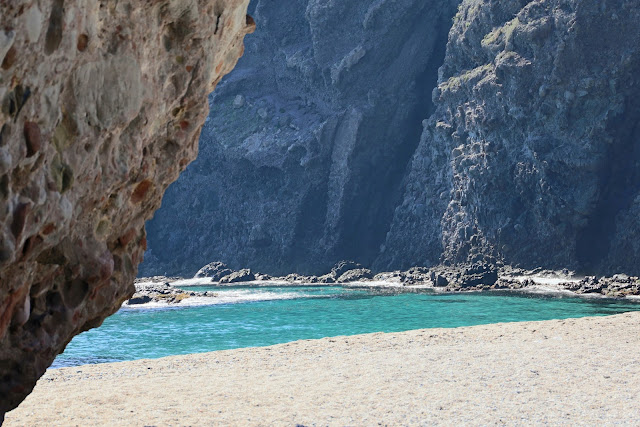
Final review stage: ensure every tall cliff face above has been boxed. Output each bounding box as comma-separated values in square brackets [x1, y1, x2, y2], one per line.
[379, 0, 640, 274]
[144, 0, 640, 278]
[0, 0, 253, 414]
[141, 0, 460, 276]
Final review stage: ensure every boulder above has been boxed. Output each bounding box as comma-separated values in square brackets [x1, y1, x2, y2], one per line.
[127, 295, 153, 305]
[195, 262, 234, 281]
[219, 269, 255, 284]
[434, 274, 449, 288]
[331, 260, 364, 279]
[459, 265, 499, 288]
[318, 274, 336, 284]
[337, 269, 373, 283]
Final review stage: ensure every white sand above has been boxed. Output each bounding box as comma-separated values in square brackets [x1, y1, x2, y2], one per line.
[7, 312, 640, 426]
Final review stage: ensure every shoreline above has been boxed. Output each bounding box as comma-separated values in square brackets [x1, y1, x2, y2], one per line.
[138, 261, 640, 300]
[7, 312, 640, 425]
[127, 273, 640, 310]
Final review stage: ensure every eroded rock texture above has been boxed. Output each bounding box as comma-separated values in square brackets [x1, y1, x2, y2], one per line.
[0, 0, 253, 414]
[380, 0, 640, 274]
[141, 0, 460, 276]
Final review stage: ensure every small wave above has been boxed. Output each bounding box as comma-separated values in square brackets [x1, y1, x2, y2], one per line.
[122, 289, 314, 310]
[167, 278, 215, 287]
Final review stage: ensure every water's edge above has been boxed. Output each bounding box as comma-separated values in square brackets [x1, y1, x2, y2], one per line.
[53, 284, 640, 369]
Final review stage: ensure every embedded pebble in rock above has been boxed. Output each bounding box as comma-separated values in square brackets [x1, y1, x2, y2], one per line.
[0, 0, 254, 415]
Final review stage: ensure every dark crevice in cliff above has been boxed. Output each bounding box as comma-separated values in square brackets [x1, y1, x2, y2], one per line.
[576, 99, 640, 273]
[334, 11, 454, 270]
[290, 184, 329, 270]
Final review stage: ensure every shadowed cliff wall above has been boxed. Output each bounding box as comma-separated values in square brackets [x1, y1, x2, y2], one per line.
[144, 0, 640, 278]
[141, 0, 460, 276]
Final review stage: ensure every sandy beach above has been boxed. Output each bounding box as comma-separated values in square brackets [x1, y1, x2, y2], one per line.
[6, 312, 640, 426]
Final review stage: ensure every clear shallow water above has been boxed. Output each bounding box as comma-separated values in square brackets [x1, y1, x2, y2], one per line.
[53, 286, 640, 368]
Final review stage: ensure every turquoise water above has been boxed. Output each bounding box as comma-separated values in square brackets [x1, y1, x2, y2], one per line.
[53, 286, 640, 368]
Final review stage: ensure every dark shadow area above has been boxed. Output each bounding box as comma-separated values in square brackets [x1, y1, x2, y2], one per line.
[335, 11, 454, 268]
[576, 98, 640, 273]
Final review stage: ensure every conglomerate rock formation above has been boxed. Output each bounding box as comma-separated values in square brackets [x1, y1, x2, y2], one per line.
[142, 0, 640, 277]
[0, 0, 253, 415]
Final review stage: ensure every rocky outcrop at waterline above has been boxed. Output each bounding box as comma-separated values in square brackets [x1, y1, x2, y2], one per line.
[127, 282, 217, 305]
[0, 0, 254, 415]
[138, 260, 640, 299]
[141, 0, 640, 279]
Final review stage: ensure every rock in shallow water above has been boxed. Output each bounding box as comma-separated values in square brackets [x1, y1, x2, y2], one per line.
[126, 282, 211, 305]
[0, 0, 254, 415]
[219, 268, 256, 284]
[195, 261, 234, 281]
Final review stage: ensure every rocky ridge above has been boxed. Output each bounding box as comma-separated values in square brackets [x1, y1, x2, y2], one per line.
[0, 0, 254, 415]
[181, 260, 640, 299]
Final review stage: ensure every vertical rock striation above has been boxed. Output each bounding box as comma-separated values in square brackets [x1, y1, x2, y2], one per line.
[0, 0, 253, 414]
[141, 0, 460, 276]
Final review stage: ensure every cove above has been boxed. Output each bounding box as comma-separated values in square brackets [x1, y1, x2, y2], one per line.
[53, 286, 640, 368]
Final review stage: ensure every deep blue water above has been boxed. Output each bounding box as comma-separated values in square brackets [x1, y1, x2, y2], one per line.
[53, 285, 640, 368]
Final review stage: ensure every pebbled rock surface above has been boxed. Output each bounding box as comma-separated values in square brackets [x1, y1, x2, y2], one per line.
[140, 0, 461, 276]
[379, 0, 640, 274]
[0, 0, 253, 415]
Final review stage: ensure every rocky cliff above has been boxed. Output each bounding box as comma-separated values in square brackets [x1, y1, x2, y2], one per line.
[379, 0, 640, 274]
[143, 0, 640, 277]
[0, 0, 253, 415]
[141, 0, 460, 276]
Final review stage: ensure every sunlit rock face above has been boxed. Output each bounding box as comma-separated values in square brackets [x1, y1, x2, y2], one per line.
[380, 0, 640, 274]
[141, 0, 460, 276]
[0, 0, 253, 414]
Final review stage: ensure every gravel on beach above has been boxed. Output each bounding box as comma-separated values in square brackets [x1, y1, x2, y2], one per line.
[6, 312, 640, 426]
